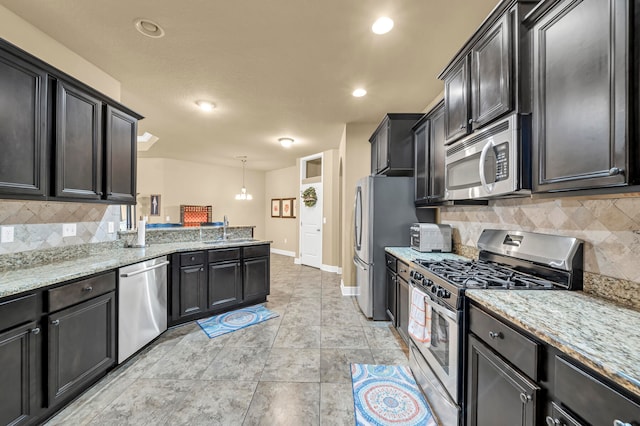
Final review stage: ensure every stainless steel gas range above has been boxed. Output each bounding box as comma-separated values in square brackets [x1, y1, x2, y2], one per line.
[408, 229, 583, 426]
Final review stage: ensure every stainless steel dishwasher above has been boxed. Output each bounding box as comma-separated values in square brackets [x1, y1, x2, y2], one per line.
[118, 256, 169, 363]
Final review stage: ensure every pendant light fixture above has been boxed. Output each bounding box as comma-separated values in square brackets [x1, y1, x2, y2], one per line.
[235, 157, 253, 200]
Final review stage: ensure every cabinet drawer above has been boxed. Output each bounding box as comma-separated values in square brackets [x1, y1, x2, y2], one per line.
[469, 305, 539, 380]
[397, 261, 411, 282]
[180, 251, 204, 266]
[47, 271, 116, 312]
[554, 356, 640, 426]
[0, 293, 38, 332]
[547, 402, 582, 426]
[385, 253, 397, 272]
[208, 248, 240, 263]
[243, 244, 269, 259]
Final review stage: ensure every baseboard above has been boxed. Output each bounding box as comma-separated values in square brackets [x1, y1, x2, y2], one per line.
[321, 264, 342, 274]
[294, 257, 301, 265]
[341, 279, 358, 296]
[270, 248, 296, 257]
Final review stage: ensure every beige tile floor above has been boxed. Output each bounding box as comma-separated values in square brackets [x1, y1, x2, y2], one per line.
[46, 254, 409, 426]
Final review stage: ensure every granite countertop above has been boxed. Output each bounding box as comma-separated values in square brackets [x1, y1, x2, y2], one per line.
[385, 247, 469, 264]
[0, 239, 271, 299]
[466, 290, 640, 400]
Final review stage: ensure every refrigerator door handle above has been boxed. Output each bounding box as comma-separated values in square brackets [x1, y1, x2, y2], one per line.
[354, 186, 362, 251]
[353, 255, 367, 271]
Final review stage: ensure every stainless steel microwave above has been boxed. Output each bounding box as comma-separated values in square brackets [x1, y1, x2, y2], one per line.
[444, 113, 531, 200]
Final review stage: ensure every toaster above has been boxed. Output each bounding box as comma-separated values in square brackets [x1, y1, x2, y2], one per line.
[410, 223, 452, 252]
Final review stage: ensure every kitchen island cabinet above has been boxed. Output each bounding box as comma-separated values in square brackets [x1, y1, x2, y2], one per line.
[208, 248, 242, 311]
[172, 251, 208, 321]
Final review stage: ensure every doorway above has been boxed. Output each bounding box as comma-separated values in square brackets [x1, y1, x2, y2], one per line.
[299, 154, 323, 268]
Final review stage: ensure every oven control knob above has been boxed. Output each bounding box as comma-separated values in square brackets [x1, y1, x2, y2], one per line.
[437, 288, 451, 299]
[431, 285, 438, 294]
[422, 278, 432, 287]
[410, 270, 415, 278]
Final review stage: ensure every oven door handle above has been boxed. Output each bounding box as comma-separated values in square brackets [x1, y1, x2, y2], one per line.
[423, 293, 458, 322]
[479, 140, 496, 194]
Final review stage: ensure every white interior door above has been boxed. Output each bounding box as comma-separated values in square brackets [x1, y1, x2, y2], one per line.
[300, 183, 322, 268]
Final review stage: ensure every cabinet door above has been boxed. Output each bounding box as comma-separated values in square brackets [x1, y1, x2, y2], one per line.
[413, 119, 429, 203]
[428, 102, 447, 201]
[105, 105, 137, 203]
[531, 0, 629, 192]
[48, 292, 115, 406]
[243, 256, 270, 302]
[396, 277, 409, 344]
[471, 14, 511, 129]
[178, 265, 207, 318]
[0, 321, 40, 426]
[385, 268, 397, 325]
[444, 58, 470, 144]
[55, 80, 103, 200]
[467, 335, 539, 426]
[208, 261, 242, 311]
[377, 124, 389, 173]
[0, 51, 47, 198]
[370, 136, 378, 175]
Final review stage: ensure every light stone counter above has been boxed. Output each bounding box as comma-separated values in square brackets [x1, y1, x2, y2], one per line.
[384, 247, 469, 265]
[0, 239, 270, 299]
[466, 290, 640, 400]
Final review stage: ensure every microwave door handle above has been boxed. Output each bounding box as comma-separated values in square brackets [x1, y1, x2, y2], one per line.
[479, 140, 496, 193]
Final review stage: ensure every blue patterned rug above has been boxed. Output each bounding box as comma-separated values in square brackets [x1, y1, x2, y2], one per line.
[197, 305, 279, 338]
[351, 364, 437, 426]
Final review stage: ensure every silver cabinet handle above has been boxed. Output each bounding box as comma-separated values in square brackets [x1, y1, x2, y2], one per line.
[519, 393, 531, 404]
[83, 286, 93, 292]
[51, 320, 60, 326]
[489, 331, 502, 339]
[613, 421, 632, 426]
[459, 124, 466, 129]
[609, 167, 624, 176]
[545, 416, 558, 426]
[31, 327, 40, 335]
[120, 261, 170, 277]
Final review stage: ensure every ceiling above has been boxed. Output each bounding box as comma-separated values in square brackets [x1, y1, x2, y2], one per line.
[1, 0, 499, 171]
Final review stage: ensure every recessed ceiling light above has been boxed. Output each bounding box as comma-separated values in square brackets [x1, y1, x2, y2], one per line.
[279, 137, 294, 148]
[195, 100, 215, 112]
[134, 18, 165, 38]
[352, 88, 367, 98]
[372, 17, 394, 35]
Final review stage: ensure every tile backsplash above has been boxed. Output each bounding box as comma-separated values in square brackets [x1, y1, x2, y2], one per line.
[441, 196, 640, 308]
[0, 200, 121, 254]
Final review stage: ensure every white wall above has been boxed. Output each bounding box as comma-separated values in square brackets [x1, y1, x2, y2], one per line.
[0, 5, 120, 100]
[137, 158, 266, 239]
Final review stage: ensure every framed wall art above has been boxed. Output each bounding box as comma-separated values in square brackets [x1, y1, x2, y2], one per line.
[271, 199, 281, 217]
[281, 198, 296, 218]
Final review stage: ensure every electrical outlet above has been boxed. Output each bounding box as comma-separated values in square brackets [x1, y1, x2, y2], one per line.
[62, 223, 76, 237]
[108, 221, 115, 233]
[1, 226, 14, 243]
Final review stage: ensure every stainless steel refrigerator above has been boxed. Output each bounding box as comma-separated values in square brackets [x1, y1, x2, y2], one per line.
[353, 175, 434, 320]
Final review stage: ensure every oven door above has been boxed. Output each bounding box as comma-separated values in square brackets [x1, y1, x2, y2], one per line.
[409, 285, 460, 403]
[445, 113, 521, 200]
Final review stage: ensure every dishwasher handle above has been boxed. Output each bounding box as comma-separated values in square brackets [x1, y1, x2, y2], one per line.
[120, 261, 170, 278]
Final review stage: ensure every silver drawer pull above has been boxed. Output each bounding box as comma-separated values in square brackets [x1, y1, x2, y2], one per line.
[83, 286, 93, 292]
[519, 393, 531, 404]
[613, 420, 632, 426]
[545, 416, 559, 425]
[489, 331, 502, 339]
[31, 327, 40, 335]
[51, 320, 60, 326]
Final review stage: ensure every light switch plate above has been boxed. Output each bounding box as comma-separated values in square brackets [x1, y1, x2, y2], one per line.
[108, 221, 115, 233]
[1, 226, 14, 243]
[62, 223, 76, 237]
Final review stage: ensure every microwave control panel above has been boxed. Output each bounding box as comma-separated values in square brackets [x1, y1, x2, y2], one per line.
[495, 142, 509, 182]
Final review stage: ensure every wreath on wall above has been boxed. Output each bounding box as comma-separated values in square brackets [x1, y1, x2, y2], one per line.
[302, 187, 318, 207]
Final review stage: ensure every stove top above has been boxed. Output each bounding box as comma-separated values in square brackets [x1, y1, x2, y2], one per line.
[414, 259, 556, 290]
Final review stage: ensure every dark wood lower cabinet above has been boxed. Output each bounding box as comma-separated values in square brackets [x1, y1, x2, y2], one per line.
[0, 321, 40, 426]
[47, 291, 115, 405]
[243, 256, 269, 302]
[208, 261, 242, 310]
[396, 276, 409, 345]
[466, 334, 539, 426]
[176, 264, 207, 319]
[385, 267, 397, 325]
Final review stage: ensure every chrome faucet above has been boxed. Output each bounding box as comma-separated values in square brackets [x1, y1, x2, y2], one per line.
[223, 215, 229, 240]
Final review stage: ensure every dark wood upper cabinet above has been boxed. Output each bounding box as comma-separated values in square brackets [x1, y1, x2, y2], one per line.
[528, 0, 636, 192]
[0, 49, 47, 198]
[471, 13, 512, 130]
[414, 101, 447, 207]
[55, 80, 103, 200]
[0, 38, 142, 204]
[105, 106, 137, 203]
[413, 115, 429, 203]
[370, 113, 423, 176]
[441, 1, 537, 145]
[443, 58, 470, 144]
